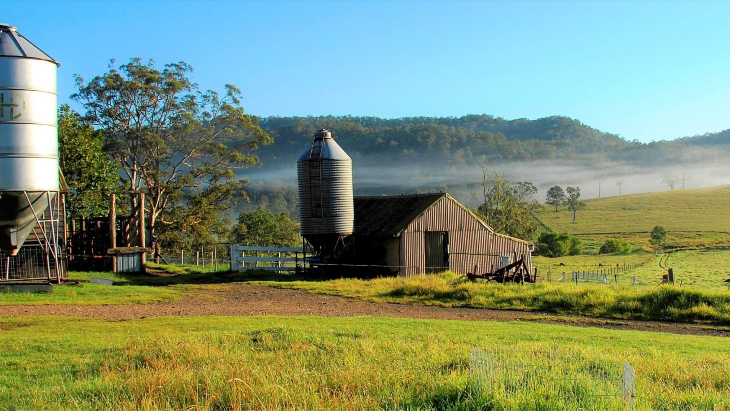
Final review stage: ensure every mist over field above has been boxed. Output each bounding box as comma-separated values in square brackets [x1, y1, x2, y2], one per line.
[237, 115, 730, 215]
[242, 157, 730, 211]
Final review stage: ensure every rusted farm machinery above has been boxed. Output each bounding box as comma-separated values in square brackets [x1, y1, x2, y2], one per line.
[465, 256, 536, 283]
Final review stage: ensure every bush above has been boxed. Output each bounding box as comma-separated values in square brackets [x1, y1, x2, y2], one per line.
[535, 232, 582, 257]
[599, 239, 632, 254]
[651, 225, 667, 246]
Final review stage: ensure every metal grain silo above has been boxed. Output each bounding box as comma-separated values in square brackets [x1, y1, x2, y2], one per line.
[297, 129, 353, 256]
[0, 24, 60, 257]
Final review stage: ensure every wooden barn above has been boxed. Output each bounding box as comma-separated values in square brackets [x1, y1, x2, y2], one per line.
[352, 193, 533, 276]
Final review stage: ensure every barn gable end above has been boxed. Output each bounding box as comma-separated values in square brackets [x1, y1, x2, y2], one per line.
[398, 194, 532, 276]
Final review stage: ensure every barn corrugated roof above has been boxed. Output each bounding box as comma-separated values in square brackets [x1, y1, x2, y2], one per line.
[353, 193, 446, 236]
[353, 192, 532, 245]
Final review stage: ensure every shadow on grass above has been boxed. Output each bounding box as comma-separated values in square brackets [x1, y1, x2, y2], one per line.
[115, 264, 312, 287]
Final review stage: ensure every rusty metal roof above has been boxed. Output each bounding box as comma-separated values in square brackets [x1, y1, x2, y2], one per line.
[353, 192, 532, 245]
[353, 193, 446, 236]
[0, 24, 59, 66]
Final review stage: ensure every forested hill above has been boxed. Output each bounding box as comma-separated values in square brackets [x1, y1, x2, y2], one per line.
[257, 115, 631, 166]
[255, 115, 730, 169]
[242, 115, 729, 217]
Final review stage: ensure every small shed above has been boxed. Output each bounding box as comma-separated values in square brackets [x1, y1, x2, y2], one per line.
[352, 193, 532, 276]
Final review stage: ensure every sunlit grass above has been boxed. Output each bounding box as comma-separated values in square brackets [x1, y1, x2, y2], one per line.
[534, 185, 730, 249]
[256, 271, 730, 324]
[0, 316, 728, 410]
[0, 271, 182, 306]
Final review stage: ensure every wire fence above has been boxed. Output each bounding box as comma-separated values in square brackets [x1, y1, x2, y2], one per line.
[156, 244, 230, 272]
[541, 262, 648, 286]
[470, 345, 635, 410]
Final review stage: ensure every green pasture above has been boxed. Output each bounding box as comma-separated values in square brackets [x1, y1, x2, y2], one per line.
[534, 185, 730, 249]
[0, 315, 728, 410]
[532, 249, 730, 291]
[0, 271, 182, 306]
[256, 272, 730, 324]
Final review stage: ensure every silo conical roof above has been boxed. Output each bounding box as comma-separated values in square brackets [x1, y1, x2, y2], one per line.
[298, 129, 351, 161]
[0, 24, 59, 66]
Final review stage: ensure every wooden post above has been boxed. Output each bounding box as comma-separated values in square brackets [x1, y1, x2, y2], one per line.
[196, 251, 199, 266]
[181, 249, 184, 265]
[138, 192, 146, 268]
[109, 193, 117, 272]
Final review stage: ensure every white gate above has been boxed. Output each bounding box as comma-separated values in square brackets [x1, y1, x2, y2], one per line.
[229, 245, 304, 272]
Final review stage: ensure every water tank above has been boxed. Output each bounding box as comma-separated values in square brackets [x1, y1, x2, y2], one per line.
[0, 24, 60, 256]
[297, 129, 354, 236]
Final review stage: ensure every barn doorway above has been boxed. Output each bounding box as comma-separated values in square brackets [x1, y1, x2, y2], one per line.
[425, 231, 449, 273]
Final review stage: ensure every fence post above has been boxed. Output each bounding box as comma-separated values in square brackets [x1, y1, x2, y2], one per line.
[181, 249, 184, 265]
[196, 251, 199, 266]
[229, 244, 236, 271]
[632, 276, 636, 285]
[614, 273, 618, 284]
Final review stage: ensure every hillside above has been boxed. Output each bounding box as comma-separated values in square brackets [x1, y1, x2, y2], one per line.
[534, 185, 730, 249]
[241, 115, 730, 218]
[254, 115, 730, 171]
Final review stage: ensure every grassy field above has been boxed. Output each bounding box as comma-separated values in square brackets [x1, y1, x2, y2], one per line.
[534, 185, 730, 250]
[252, 271, 730, 324]
[533, 249, 730, 291]
[0, 315, 728, 410]
[0, 271, 182, 306]
[4, 263, 730, 324]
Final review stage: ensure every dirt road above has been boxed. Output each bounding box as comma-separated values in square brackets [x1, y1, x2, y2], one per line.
[2, 283, 727, 337]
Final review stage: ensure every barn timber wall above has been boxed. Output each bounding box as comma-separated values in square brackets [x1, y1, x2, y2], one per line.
[398, 195, 532, 276]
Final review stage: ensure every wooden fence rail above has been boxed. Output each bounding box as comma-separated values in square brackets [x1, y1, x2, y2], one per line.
[229, 245, 305, 272]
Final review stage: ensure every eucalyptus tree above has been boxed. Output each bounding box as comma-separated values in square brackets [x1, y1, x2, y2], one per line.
[545, 185, 566, 212]
[58, 104, 120, 220]
[73, 58, 271, 254]
[565, 186, 585, 223]
[476, 166, 539, 240]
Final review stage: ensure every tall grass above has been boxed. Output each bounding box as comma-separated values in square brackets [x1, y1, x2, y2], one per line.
[0, 316, 728, 410]
[262, 272, 730, 324]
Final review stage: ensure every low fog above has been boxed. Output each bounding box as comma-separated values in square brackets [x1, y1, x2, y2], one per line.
[242, 157, 730, 209]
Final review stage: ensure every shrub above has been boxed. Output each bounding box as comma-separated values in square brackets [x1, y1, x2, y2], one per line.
[651, 226, 667, 246]
[535, 232, 582, 257]
[599, 239, 632, 254]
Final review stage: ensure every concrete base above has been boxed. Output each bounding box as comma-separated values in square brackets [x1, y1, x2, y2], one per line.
[0, 283, 53, 293]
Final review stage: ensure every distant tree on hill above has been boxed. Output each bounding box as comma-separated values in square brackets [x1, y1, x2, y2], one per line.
[615, 179, 624, 196]
[662, 175, 677, 190]
[565, 187, 585, 223]
[680, 172, 690, 189]
[650, 226, 667, 246]
[545, 186, 566, 212]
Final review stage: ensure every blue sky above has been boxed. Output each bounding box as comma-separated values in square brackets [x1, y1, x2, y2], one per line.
[5, 0, 730, 143]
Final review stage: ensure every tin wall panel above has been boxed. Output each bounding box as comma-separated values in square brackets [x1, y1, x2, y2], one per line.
[400, 196, 532, 275]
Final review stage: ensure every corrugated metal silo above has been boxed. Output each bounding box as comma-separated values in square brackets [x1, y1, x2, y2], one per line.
[297, 129, 354, 255]
[0, 24, 60, 257]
